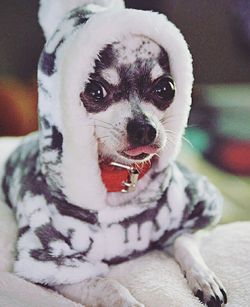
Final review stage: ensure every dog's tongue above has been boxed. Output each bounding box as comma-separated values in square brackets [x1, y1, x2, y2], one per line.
[124, 145, 158, 157]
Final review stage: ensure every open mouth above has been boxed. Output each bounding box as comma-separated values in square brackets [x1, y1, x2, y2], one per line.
[121, 145, 160, 160]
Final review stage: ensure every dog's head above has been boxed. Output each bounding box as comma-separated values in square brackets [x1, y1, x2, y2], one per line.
[80, 35, 176, 165]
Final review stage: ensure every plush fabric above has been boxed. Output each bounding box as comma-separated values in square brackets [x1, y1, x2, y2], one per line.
[3, 136, 223, 285]
[1, 0, 217, 287]
[1, 138, 250, 307]
[0, 201, 249, 306]
[0, 0, 248, 304]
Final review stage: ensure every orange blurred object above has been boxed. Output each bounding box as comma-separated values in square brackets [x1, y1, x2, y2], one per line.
[0, 78, 38, 136]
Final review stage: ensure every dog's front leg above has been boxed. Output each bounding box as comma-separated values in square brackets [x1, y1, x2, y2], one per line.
[55, 277, 144, 307]
[172, 233, 227, 306]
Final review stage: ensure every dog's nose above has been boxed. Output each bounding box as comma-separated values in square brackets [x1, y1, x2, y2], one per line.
[127, 118, 157, 146]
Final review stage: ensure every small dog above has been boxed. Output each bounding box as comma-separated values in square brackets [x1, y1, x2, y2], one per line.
[1, 1, 227, 307]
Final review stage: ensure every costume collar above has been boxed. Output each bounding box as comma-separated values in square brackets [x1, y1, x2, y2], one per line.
[100, 160, 153, 193]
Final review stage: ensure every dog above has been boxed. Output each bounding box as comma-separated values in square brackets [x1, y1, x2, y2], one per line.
[0, 1, 227, 306]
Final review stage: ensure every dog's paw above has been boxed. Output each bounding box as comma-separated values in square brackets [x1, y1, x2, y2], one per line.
[57, 277, 144, 307]
[186, 267, 227, 306]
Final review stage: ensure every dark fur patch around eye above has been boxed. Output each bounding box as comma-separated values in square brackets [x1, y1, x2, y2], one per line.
[158, 48, 170, 72]
[94, 44, 117, 71]
[81, 60, 153, 114]
[39, 38, 65, 76]
[80, 90, 113, 113]
[81, 42, 172, 113]
[80, 44, 118, 113]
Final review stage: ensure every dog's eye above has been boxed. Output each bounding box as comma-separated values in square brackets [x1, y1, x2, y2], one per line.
[85, 80, 107, 101]
[153, 77, 175, 101]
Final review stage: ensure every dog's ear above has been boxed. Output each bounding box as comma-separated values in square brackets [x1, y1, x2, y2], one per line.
[38, 0, 125, 41]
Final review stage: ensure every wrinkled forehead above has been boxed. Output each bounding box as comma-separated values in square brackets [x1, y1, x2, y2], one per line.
[92, 35, 170, 82]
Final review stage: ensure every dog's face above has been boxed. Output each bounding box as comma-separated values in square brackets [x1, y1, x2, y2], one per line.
[80, 35, 176, 165]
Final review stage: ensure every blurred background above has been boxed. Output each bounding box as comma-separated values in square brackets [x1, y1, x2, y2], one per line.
[0, 0, 249, 222]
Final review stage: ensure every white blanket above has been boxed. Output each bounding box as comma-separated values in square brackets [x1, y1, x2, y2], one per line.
[0, 138, 249, 307]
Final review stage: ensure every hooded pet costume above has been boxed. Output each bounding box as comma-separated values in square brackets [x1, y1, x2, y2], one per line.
[1, 0, 222, 286]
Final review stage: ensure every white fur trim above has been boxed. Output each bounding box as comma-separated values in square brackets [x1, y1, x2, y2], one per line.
[42, 9, 193, 209]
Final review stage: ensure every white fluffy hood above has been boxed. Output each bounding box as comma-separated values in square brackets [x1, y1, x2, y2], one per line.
[37, 0, 193, 211]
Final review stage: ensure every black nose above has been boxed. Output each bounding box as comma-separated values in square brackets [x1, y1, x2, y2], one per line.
[127, 118, 157, 147]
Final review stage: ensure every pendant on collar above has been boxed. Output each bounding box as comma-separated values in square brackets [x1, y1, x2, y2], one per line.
[100, 160, 153, 193]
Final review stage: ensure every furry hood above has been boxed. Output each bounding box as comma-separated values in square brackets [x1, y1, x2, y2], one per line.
[37, 0, 193, 211]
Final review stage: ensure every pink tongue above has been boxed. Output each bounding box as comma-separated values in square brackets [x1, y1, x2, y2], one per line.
[124, 145, 158, 157]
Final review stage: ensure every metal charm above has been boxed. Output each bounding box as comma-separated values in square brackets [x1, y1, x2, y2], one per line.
[110, 162, 140, 193]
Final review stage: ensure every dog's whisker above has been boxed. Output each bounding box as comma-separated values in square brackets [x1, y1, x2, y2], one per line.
[160, 114, 187, 125]
[110, 133, 120, 141]
[164, 130, 178, 142]
[164, 142, 174, 152]
[186, 124, 197, 128]
[161, 112, 187, 120]
[87, 124, 114, 131]
[113, 130, 123, 137]
[98, 135, 110, 140]
[164, 129, 176, 135]
[89, 118, 115, 127]
[164, 129, 192, 148]
[88, 124, 123, 139]
[165, 135, 176, 147]
[160, 114, 182, 123]
[182, 136, 193, 148]
[153, 153, 160, 159]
